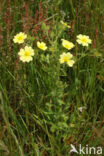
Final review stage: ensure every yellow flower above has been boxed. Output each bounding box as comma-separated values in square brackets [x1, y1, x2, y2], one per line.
[49, 47, 54, 52]
[94, 51, 102, 57]
[69, 124, 75, 127]
[37, 41, 47, 51]
[13, 32, 27, 44]
[18, 46, 34, 62]
[76, 34, 92, 46]
[60, 21, 71, 28]
[78, 106, 87, 112]
[61, 39, 75, 50]
[59, 52, 75, 67]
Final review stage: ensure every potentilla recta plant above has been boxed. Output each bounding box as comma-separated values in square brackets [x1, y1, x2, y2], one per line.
[13, 19, 92, 136]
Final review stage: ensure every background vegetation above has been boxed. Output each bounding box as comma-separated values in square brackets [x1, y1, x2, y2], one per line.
[0, 0, 104, 155]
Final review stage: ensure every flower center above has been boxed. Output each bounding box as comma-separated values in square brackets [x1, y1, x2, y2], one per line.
[63, 56, 69, 62]
[65, 44, 70, 49]
[81, 38, 87, 43]
[24, 51, 30, 57]
[40, 45, 44, 49]
[63, 23, 67, 26]
[18, 36, 23, 41]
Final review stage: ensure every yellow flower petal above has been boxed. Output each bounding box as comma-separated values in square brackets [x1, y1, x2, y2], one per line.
[67, 60, 75, 67]
[18, 46, 34, 63]
[60, 20, 71, 28]
[61, 39, 75, 50]
[76, 34, 92, 46]
[59, 52, 75, 67]
[37, 41, 47, 51]
[13, 32, 27, 44]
